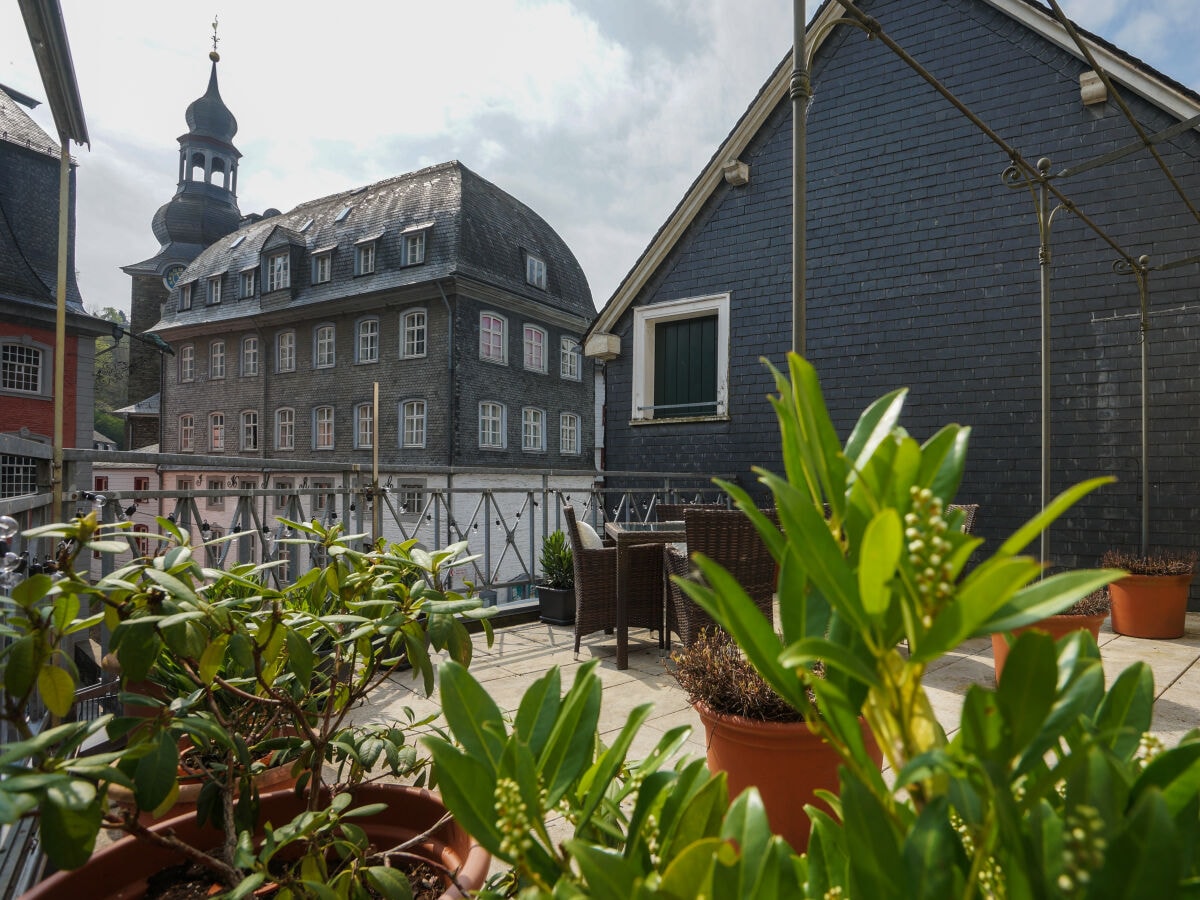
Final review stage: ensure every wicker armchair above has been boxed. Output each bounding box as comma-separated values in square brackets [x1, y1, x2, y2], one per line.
[949, 503, 979, 534]
[655, 502, 725, 523]
[667, 508, 778, 648]
[563, 506, 666, 654]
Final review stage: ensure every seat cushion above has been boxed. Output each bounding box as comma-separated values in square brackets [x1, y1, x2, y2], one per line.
[576, 521, 605, 550]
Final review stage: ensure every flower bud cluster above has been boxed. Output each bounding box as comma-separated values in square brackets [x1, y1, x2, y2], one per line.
[905, 486, 955, 624]
[1135, 732, 1166, 770]
[494, 776, 534, 859]
[950, 810, 1005, 898]
[1056, 805, 1106, 893]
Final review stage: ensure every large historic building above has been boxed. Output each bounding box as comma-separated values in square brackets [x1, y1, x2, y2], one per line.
[0, 83, 106, 496]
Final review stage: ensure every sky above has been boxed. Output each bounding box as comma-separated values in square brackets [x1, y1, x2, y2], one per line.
[2, 0, 1198, 317]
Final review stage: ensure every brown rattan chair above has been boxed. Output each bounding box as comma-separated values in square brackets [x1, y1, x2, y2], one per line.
[667, 507, 778, 647]
[655, 502, 724, 523]
[949, 503, 979, 534]
[563, 506, 666, 655]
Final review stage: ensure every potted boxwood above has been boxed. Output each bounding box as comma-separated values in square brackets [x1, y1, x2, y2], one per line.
[1, 513, 494, 899]
[990, 587, 1110, 682]
[669, 629, 880, 852]
[1103, 549, 1196, 638]
[537, 529, 574, 625]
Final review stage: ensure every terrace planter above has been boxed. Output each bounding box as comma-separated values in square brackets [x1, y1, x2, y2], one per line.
[1110, 573, 1193, 639]
[991, 612, 1107, 683]
[537, 585, 575, 625]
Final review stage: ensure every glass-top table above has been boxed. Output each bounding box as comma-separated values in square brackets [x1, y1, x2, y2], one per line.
[604, 520, 685, 669]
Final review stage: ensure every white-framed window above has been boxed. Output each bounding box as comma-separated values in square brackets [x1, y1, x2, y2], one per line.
[207, 275, 222, 305]
[274, 479, 293, 512]
[523, 325, 546, 373]
[209, 340, 225, 379]
[526, 253, 546, 289]
[275, 407, 295, 450]
[632, 293, 730, 422]
[241, 335, 259, 376]
[401, 399, 426, 448]
[314, 406, 335, 450]
[355, 403, 374, 449]
[180, 282, 193, 310]
[560, 413, 580, 455]
[179, 414, 195, 451]
[209, 412, 225, 451]
[206, 478, 225, 510]
[315, 325, 336, 368]
[356, 318, 379, 364]
[277, 330, 296, 372]
[312, 480, 333, 513]
[560, 337, 581, 380]
[0, 343, 44, 394]
[241, 410, 259, 450]
[355, 240, 376, 276]
[480, 313, 506, 363]
[312, 252, 332, 284]
[404, 231, 426, 266]
[401, 309, 426, 358]
[479, 401, 506, 449]
[240, 268, 256, 298]
[179, 344, 195, 382]
[522, 407, 544, 452]
[266, 251, 290, 291]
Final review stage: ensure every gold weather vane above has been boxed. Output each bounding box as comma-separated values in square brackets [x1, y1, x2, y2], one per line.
[210, 14, 221, 61]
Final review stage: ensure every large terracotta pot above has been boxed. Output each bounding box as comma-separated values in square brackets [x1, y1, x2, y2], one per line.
[991, 612, 1107, 683]
[25, 785, 490, 900]
[1109, 573, 1193, 639]
[693, 701, 881, 852]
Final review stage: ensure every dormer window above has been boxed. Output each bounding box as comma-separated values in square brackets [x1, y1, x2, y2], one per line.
[312, 251, 332, 284]
[526, 253, 547, 289]
[240, 268, 256, 298]
[404, 231, 426, 266]
[207, 275, 222, 305]
[334, 206, 353, 223]
[266, 252, 290, 291]
[299, 217, 314, 232]
[355, 240, 376, 276]
[229, 234, 246, 249]
[180, 282, 193, 310]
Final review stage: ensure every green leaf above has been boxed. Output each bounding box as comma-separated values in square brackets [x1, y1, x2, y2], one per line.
[133, 731, 179, 812]
[713, 788, 773, 899]
[4, 636, 37, 698]
[658, 837, 726, 897]
[996, 630, 1057, 750]
[983, 569, 1123, 634]
[421, 737, 504, 857]
[917, 557, 1042, 660]
[285, 628, 314, 688]
[858, 509, 901, 618]
[364, 866, 414, 899]
[1135, 743, 1200, 817]
[577, 702, 652, 828]
[564, 840, 639, 900]
[1096, 663, 1154, 760]
[438, 661, 505, 766]
[513, 667, 561, 757]
[539, 664, 603, 808]
[197, 634, 229, 685]
[901, 796, 966, 898]
[840, 771, 904, 899]
[38, 665, 76, 718]
[142, 567, 200, 604]
[39, 780, 102, 870]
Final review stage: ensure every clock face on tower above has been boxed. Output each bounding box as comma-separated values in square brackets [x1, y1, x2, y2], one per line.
[163, 265, 186, 290]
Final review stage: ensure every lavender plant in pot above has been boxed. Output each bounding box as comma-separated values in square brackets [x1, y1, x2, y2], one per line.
[1103, 549, 1196, 639]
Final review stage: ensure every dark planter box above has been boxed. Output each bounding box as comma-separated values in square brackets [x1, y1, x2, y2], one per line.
[538, 585, 575, 625]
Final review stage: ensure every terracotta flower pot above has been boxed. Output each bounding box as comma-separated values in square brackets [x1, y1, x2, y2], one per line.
[1109, 573, 1193, 639]
[25, 785, 490, 900]
[693, 700, 881, 852]
[991, 612, 1107, 683]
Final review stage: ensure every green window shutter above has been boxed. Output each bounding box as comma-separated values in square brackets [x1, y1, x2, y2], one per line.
[654, 315, 717, 418]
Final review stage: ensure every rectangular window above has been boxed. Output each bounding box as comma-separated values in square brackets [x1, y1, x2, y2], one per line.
[402, 310, 426, 358]
[207, 275, 222, 305]
[267, 252, 290, 291]
[398, 482, 425, 516]
[134, 475, 150, 496]
[93, 475, 109, 492]
[277, 331, 296, 372]
[209, 413, 225, 451]
[240, 269, 257, 298]
[523, 326, 546, 373]
[315, 325, 336, 368]
[357, 319, 379, 363]
[404, 232, 426, 265]
[242, 336, 259, 376]
[275, 408, 294, 450]
[356, 403, 374, 448]
[206, 478, 225, 510]
[633, 294, 730, 422]
[180, 283, 193, 310]
[312, 480, 333, 512]
[522, 407, 544, 451]
[402, 399, 426, 448]
[560, 413, 580, 455]
[209, 340, 225, 379]
[241, 411, 259, 450]
[315, 406, 334, 450]
[480, 313, 506, 363]
[356, 241, 376, 275]
[1, 344, 42, 393]
[526, 254, 546, 289]
[179, 415, 195, 451]
[312, 252, 332, 284]
[179, 345, 195, 382]
[479, 401, 505, 449]
[274, 479, 293, 512]
[560, 337, 581, 380]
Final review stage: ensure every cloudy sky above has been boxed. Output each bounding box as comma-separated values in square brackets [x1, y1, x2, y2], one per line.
[2, 0, 1197, 317]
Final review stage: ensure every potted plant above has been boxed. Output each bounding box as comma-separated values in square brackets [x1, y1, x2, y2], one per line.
[990, 587, 1110, 681]
[669, 629, 881, 851]
[1103, 549, 1196, 638]
[1, 513, 494, 899]
[536, 529, 574, 625]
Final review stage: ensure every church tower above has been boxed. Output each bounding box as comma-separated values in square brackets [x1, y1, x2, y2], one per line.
[123, 25, 242, 415]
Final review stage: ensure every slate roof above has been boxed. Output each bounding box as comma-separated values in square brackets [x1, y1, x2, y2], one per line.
[115, 394, 160, 416]
[184, 59, 238, 149]
[0, 85, 60, 159]
[155, 160, 593, 330]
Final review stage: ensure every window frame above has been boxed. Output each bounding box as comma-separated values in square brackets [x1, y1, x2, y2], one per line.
[209, 340, 226, 379]
[207, 274, 222, 305]
[631, 293, 730, 423]
[206, 478, 225, 510]
[179, 344, 195, 383]
[0, 341, 47, 396]
[355, 240, 376, 276]
[521, 407, 545, 452]
[479, 401, 506, 449]
[401, 399, 427, 448]
[275, 407, 295, 451]
[240, 268, 257, 299]
[240, 410, 260, 451]
[312, 251, 332, 285]
[266, 251, 290, 292]
[560, 412, 581, 455]
[314, 324, 336, 369]
[276, 330, 296, 373]
[355, 403, 374, 449]
[314, 406, 335, 451]
[400, 309, 427, 359]
[209, 412, 225, 452]
[179, 414, 195, 452]
[525, 253, 547, 289]
[356, 318, 380, 364]
[523, 325, 547, 373]
[180, 282, 194, 311]
[480, 312, 507, 364]
[403, 231, 426, 266]
[560, 337, 581, 381]
[241, 335, 259, 377]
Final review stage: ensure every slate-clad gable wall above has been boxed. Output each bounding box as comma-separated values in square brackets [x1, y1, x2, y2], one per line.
[603, 0, 1200, 576]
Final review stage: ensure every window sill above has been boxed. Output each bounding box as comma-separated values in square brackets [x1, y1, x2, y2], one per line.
[630, 413, 729, 426]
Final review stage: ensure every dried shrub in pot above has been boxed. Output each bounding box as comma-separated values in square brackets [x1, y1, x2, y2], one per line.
[1101, 550, 1197, 576]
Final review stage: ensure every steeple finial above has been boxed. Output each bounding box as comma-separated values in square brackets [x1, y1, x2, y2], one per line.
[209, 14, 220, 62]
